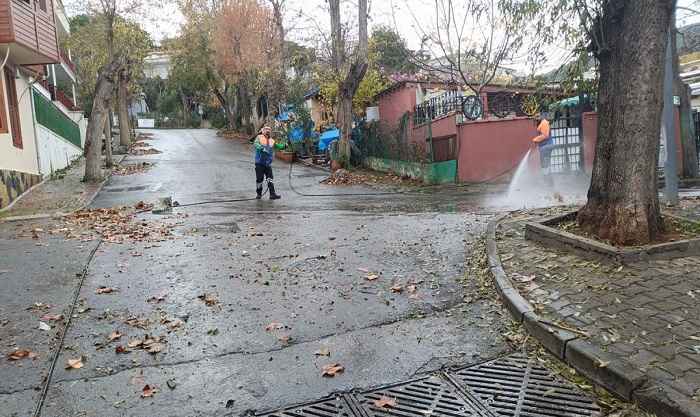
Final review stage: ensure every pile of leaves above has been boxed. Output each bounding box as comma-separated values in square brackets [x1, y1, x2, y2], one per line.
[129, 147, 162, 156]
[61, 206, 174, 243]
[113, 162, 153, 176]
[322, 169, 422, 187]
[218, 130, 251, 141]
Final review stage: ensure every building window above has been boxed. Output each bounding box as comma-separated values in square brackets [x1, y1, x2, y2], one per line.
[39, 0, 47, 12]
[4, 68, 23, 149]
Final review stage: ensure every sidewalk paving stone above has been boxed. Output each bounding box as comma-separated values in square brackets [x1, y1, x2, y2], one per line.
[490, 205, 700, 416]
[0, 157, 123, 220]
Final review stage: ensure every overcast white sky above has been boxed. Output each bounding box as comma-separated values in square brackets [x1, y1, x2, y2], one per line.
[79, 0, 700, 75]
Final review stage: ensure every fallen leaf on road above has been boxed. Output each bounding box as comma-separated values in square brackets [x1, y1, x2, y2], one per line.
[207, 328, 219, 336]
[66, 358, 84, 370]
[373, 396, 397, 408]
[166, 379, 177, 390]
[147, 343, 163, 354]
[125, 317, 149, 329]
[321, 363, 344, 377]
[7, 350, 37, 361]
[198, 293, 218, 306]
[147, 295, 166, 303]
[278, 335, 291, 345]
[141, 385, 157, 398]
[391, 285, 403, 293]
[39, 322, 51, 331]
[265, 322, 284, 331]
[28, 303, 51, 311]
[115, 345, 129, 354]
[597, 360, 610, 368]
[406, 285, 417, 294]
[166, 319, 184, 330]
[357, 268, 369, 273]
[127, 339, 143, 348]
[40, 314, 63, 321]
[108, 331, 122, 342]
[366, 273, 379, 281]
[315, 348, 331, 356]
[96, 286, 115, 294]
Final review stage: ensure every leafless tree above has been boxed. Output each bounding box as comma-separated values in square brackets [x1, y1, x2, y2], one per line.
[400, 0, 546, 95]
[328, 0, 368, 166]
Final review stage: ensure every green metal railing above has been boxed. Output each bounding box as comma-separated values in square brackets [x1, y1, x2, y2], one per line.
[33, 89, 82, 149]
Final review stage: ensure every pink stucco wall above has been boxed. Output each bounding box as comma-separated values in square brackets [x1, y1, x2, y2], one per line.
[377, 85, 417, 131]
[456, 117, 535, 183]
[411, 114, 458, 144]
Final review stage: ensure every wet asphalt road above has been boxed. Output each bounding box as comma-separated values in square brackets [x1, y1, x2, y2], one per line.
[1, 129, 513, 417]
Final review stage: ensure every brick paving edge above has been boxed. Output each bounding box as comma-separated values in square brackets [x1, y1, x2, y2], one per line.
[0, 154, 128, 223]
[486, 214, 700, 417]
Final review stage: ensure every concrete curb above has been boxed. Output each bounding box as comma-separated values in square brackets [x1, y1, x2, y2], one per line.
[485, 215, 700, 417]
[0, 155, 128, 223]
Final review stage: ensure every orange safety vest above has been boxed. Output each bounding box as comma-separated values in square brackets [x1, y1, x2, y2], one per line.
[258, 135, 275, 148]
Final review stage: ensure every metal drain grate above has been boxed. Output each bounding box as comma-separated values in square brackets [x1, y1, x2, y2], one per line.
[256, 395, 356, 417]
[356, 375, 491, 417]
[447, 355, 602, 417]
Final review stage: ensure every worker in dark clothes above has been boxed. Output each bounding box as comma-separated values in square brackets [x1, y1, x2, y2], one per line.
[254, 126, 281, 200]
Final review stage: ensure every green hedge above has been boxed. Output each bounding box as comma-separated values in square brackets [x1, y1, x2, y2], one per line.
[33, 90, 81, 149]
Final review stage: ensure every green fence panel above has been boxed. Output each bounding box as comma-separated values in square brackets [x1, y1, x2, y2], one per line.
[33, 89, 82, 149]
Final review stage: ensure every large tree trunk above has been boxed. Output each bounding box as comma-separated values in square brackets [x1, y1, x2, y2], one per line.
[84, 60, 121, 182]
[577, 0, 675, 245]
[213, 86, 233, 130]
[118, 69, 131, 147]
[329, 0, 368, 167]
[104, 111, 114, 168]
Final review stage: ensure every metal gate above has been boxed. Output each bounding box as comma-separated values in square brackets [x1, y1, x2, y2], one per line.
[548, 116, 583, 173]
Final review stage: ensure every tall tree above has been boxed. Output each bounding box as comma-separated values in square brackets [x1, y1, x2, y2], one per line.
[404, 0, 544, 95]
[84, 60, 122, 181]
[66, 0, 157, 180]
[213, 0, 281, 131]
[328, 0, 369, 166]
[576, 0, 677, 244]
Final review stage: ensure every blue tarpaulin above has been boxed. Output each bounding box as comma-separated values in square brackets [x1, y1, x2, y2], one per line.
[288, 126, 305, 142]
[276, 111, 291, 122]
[318, 128, 339, 151]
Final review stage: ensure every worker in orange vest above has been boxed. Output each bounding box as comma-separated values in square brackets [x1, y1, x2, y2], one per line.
[531, 113, 553, 175]
[254, 126, 281, 200]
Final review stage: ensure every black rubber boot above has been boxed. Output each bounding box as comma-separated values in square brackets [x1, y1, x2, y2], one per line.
[256, 184, 263, 199]
[268, 182, 281, 200]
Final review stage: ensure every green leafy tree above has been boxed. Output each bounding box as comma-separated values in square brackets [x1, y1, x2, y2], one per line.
[67, 15, 153, 117]
[369, 26, 417, 75]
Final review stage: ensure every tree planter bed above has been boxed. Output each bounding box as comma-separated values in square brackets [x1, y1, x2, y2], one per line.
[524, 211, 700, 263]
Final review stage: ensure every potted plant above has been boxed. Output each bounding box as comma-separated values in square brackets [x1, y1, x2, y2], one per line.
[276, 139, 295, 163]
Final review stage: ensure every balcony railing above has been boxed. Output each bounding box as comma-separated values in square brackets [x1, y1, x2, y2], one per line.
[59, 49, 76, 73]
[38, 79, 79, 111]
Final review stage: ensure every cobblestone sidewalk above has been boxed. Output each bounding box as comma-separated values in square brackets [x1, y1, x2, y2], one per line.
[0, 157, 116, 220]
[494, 206, 700, 416]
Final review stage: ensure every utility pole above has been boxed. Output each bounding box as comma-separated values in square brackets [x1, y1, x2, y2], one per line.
[664, 26, 679, 205]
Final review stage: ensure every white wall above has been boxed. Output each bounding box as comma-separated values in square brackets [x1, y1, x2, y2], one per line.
[0, 70, 40, 175]
[67, 111, 88, 148]
[36, 125, 82, 177]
